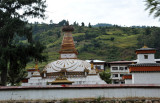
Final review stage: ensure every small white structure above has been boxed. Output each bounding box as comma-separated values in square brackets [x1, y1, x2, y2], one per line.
[124, 46, 160, 84]
[22, 26, 106, 86]
[136, 46, 156, 64]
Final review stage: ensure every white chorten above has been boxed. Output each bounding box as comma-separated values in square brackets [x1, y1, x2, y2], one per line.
[22, 25, 106, 86]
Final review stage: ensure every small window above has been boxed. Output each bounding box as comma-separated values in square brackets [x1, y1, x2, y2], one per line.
[112, 67, 118, 70]
[144, 55, 148, 59]
[113, 74, 118, 77]
[119, 67, 124, 70]
[96, 66, 101, 69]
[125, 67, 128, 70]
[113, 80, 119, 84]
[120, 74, 124, 77]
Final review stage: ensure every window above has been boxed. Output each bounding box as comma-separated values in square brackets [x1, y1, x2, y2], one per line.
[144, 55, 148, 59]
[119, 67, 124, 70]
[112, 67, 118, 70]
[113, 80, 119, 84]
[120, 74, 124, 77]
[96, 66, 101, 69]
[121, 81, 125, 84]
[113, 74, 118, 77]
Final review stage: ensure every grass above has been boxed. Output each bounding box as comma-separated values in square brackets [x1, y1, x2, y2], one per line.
[78, 52, 106, 60]
[96, 33, 140, 48]
[73, 33, 85, 37]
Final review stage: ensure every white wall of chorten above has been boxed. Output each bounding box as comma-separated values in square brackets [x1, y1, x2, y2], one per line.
[61, 53, 77, 59]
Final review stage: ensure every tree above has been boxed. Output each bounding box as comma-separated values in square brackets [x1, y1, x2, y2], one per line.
[145, 0, 160, 19]
[81, 22, 85, 27]
[88, 22, 92, 28]
[99, 70, 111, 84]
[50, 20, 53, 24]
[57, 31, 61, 38]
[0, 0, 47, 86]
[58, 20, 67, 26]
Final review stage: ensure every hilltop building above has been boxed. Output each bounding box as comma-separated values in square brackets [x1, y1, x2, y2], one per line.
[22, 25, 106, 86]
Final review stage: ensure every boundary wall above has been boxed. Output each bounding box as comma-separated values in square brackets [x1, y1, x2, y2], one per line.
[0, 84, 160, 102]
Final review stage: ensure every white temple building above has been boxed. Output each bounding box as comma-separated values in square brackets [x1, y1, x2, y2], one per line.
[123, 46, 160, 84]
[22, 25, 106, 86]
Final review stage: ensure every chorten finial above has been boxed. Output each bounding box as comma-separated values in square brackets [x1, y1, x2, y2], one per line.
[142, 45, 148, 48]
[62, 25, 74, 32]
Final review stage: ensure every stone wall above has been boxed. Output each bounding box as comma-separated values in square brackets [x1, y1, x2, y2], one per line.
[0, 84, 160, 102]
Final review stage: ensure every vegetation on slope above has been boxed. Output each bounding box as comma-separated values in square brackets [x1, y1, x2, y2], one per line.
[27, 20, 160, 70]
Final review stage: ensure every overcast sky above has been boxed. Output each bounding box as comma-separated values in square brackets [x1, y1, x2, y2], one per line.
[30, 0, 160, 27]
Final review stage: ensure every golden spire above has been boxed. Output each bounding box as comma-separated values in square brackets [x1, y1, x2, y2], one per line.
[59, 25, 78, 55]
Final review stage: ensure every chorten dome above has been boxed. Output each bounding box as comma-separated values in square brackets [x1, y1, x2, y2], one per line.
[44, 59, 91, 73]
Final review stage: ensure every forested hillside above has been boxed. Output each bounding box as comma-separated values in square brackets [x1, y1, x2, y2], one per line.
[26, 20, 160, 69]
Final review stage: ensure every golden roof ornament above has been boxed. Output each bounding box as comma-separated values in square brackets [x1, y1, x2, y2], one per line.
[142, 45, 148, 48]
[90, 60, 94, 70]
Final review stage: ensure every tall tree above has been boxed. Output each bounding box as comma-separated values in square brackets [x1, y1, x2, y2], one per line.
[88, 22, 92, 28]
[81, 22, 85, 27]
[0, 0, 47, 86]
[145, 0, 160, 19]
[50, 20, 53, 24]
[58, 20, 67, 26]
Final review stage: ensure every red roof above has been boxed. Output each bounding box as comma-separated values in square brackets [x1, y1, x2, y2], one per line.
[136, 50, 156, 54]
[129, 66, 160, 72]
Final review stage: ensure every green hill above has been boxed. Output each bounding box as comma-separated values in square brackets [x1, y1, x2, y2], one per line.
[26, 22, 160, 70]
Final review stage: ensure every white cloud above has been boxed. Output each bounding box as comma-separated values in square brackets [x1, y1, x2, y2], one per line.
[29, 0, 160, 26]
